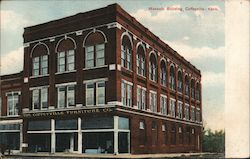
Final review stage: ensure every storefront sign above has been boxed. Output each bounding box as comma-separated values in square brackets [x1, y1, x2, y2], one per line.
[23, 107, 114, 118]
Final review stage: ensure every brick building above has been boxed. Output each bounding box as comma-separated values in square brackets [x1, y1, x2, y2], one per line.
[0, 3, 202, 154]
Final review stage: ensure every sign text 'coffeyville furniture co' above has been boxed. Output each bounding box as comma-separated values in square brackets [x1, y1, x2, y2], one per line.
[23, 107, 114, 118]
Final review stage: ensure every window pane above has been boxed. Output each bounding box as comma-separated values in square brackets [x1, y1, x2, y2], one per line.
[28, 120, 51, 131]
[67, 86, 75, 107]
[41, 88, 48, 109]
[82, 117, 113, 129]
[58, 87, 65, 108]
[127, 85, 132, 107]
[32, 90, 40, 110]
[121, 82, 126, 106]
[55, 119, 77, 130]
[86, 83, 94, 105]
[97, 82, 105, 105]
[118, 117, 129, 130]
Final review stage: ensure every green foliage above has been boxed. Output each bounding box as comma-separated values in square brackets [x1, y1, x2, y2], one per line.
[202, 129, 225, 153]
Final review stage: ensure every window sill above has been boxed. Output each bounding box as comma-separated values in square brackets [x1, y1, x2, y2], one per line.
[30, 74, 49, 78]
[6, 115, 20, 118]
[55, 70, 76, 75]
[83, 65, 108, 70]
[121, 66, 133, 72]
[137, 74, 146, 79]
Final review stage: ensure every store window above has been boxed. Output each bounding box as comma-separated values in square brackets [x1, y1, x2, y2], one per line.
[6, 92, 20, 116]
[150, 91, 157, 112]
[57, 85, 75, 108]
[84, 31, 106, 68]
[137, 86, 146, 110]
[85, 81, 105, 106]
[121, 34, 132, 70]
[136, 44, 146, 76]
[121, 80, 132, 107]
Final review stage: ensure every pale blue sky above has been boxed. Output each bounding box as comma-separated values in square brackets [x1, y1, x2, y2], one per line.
[0, 0, 225, 131]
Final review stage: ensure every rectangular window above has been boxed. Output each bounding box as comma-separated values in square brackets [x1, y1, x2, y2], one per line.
[97, 82, 105, 105]
[96, 44, 105, 66]
[41, 88, 48, 109]
[185, 104, 190, 120]
[196, 109, 201, 122]
[32, 89, 40, 110]
[67, 50, 75, 71]
[7, 92, 19, 116]
[137, 86, 146, 110]
[150, 91, 157, 112]
[170, 99, 176, 117]
[86, 83, 94, 106]
[191, 107, 195, 121]
[121, 81, 133, 107]
[67, 85, 75, 107]
[57, 85, 75, 108]
[177, 102, 183, 119]
[160, 95, 167, 115]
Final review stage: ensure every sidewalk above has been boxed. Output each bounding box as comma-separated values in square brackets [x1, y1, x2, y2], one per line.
[5, 152, 224, 158]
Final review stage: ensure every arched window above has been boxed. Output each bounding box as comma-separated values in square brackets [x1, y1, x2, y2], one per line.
[185, 76, 190, 96]
[31, 43, 49, 76]
[56, 37, 76, 72]
[191, 79, 195, 98]
[121, 35, 132, 70]
[196, 83, 201, 101]
[160, 60, 167, 86]
[149, 53, 157, 82]
[177, 71, 183, 92]
[84, 32, 105, 68]
[136, 45, 146, 76]
[169, 66, 176, 90]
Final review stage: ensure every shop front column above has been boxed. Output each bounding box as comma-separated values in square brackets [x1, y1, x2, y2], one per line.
[51, 119, 55, 153]
[78, 117, 82, 153]
[114, 116, 119, 154]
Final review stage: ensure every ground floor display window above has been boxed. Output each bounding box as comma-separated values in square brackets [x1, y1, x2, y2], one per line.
[83, 132, 113, 154]
[0, 132, 20, 150]
[28, 134, 51, 152]
[56, 133, 78, 152]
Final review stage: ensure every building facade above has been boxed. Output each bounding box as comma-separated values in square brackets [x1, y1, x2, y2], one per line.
[0, 3, 202, 155]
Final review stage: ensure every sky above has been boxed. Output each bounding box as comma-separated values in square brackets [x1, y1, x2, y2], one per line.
[0, 0, 225, 131]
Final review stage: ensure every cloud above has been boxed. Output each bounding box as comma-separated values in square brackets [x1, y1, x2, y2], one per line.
[1, 10, 32, 30]
[0, 47, 23, 75]
[202, 71, 224, 87]
[164, 40, 225, 60]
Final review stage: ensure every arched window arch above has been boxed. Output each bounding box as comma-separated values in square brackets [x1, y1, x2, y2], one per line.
[169, 65, 176, 90]
[84, 31, 106, 68]
[191, 79, 195, 98]
[56, 37, 76, 72]
[177, 71, 183, 92]
[31, 43, 49, 76]
[160, 59, 167, 86]
[185, 75, 190, 96]
[149, 52, 157, 82]
[196, 82, 201, 101]
[121, 34, 132, 70]
[136, 44, 146, 76]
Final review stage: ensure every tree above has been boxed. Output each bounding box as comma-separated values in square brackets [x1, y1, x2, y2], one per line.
[202, 129, 225, 153]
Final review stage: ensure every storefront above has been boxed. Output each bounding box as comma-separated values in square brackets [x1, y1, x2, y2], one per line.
[0, 120, 22, 153]
[25, 111, 130, 154]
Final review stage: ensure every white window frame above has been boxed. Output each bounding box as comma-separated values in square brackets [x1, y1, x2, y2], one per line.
[96, 81, 105, 106]
[56, 83, 76, 108]
[170, 98, 176, 117]
[184, 104, 190, 120]
[121, 80, 133, 107]
[31, 86, 49, 110]
[150, 90, 157, 113]
[6, 91, 21, 116]
[137, 85, 146, 110]
[177, 101, 183, 119]
[32, 55, 48, 76]
[85, 83, 95, 106]
[139, 121, 145, 130]
[160, 94, 167, 115]
[57, 50, 75, 73]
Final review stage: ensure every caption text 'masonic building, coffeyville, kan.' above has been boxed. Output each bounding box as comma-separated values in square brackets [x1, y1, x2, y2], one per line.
[0, 3, 202, 155]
